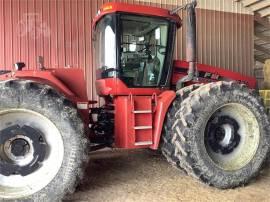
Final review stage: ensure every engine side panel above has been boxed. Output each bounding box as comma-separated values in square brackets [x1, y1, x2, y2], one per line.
[172, 60, 257, 89]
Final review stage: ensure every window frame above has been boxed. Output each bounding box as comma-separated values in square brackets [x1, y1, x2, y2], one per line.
[93, 12, 177, 88]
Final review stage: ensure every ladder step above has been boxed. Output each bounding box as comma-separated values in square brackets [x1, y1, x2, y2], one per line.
[134, 126, 152, 130]
[133, 110, 152, 114]
[135, 141, 153, 146]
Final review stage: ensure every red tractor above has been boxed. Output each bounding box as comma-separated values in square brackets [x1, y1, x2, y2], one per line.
[0, 1, 269, 201]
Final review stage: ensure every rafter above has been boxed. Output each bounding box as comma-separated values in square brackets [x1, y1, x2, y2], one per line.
[248, 1, 270, 12]
[254, 13, 270, 29]
[259, 8, 270, 18]
[242, 0, 261, 7]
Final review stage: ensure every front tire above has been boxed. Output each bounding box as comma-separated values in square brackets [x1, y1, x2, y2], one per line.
[0, 80, 88, 201]
[164, 81, 270, 188]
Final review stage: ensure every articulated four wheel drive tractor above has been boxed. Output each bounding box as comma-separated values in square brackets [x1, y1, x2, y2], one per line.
[0, 1, 269, 201]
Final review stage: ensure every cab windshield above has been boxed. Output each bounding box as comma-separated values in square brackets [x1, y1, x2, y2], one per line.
[120, 15, 169, 87]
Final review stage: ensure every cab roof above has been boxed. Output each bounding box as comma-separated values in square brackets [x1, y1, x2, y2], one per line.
[93, 2, 182, 28]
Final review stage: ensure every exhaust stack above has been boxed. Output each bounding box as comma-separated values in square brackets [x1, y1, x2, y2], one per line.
[175, 0, 198, 88]
[186, 0, 197, 78]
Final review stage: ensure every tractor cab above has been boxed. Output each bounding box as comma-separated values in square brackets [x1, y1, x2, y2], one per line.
[93, 3, 181, 96]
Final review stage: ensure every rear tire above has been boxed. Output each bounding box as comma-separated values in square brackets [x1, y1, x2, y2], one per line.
[0, 80, 88, 201]
[164, 81, 270, 188]
[161, 84, 202, 166]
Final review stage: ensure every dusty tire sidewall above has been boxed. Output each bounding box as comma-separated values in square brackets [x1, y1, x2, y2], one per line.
[0, 81, 85, 201]
[186, 88, 270, 187]
[161, 84, 203, 163]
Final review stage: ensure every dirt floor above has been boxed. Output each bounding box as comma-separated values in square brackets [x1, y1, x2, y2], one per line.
[65, 149, 270, 202]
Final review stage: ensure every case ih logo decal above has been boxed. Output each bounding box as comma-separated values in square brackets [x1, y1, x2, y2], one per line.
[175, 67, 222, 82]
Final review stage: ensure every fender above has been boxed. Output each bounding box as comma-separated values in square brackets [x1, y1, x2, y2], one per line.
[0, 69, 91, 130]
[0, 68, 88, 103]
[151, 90, 176, 150]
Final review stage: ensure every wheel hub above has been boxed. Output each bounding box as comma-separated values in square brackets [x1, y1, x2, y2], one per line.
[2, 134, 35, 167]
[10, 138, 30, 157]
[206, 116, 240, 155]
[0, 125, 47, 176]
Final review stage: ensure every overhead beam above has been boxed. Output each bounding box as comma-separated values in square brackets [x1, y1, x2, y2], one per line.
[248, 1, 270, 12]
[242, 0, 261, 7]
[254, 44, 270, 56]
[254, 13, 270, 29]
[259, 8, 270, 18]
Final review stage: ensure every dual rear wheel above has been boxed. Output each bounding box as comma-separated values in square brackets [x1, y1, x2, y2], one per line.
[162, 81, 270, 188]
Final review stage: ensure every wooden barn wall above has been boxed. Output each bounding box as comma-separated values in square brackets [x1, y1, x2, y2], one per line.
[0, 0, 254, 100]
